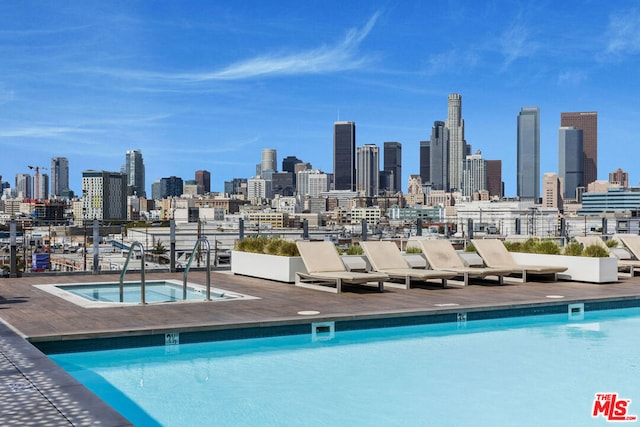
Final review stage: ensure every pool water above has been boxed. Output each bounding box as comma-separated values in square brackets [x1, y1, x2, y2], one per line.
[50, 307, 640, 426]
[34, 280, 254, 306]
[59, 281, 227, 303]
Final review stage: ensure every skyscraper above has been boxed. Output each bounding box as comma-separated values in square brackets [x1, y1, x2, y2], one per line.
[543, 172, 563, 210]
[356, 144, 379, 197]
[419, 140, 430, 185]
[261, 148, 277, 178]
[125, 149, 146, 197]
[462, 150, 486, 199]
[560, 112, 597, 187]
[282, 156, 303, 174]
[383, 142, 402, 193]
[51, 157, 69, 198]
[15, 173, 32, 199]
[429, 121, 449, 191]
[159, 176, 184, 198]
[485, 160, 503, 199]
[82, 170, 127, 221]
[558, 126, 584, 200]
[609, 168, 629, 187]
[36, 174, 49, 201]
[333, 121, 356, 191]
[517, 107, 540, 201]
[195, 170, 211, 193]
[446, 94, 465, 192]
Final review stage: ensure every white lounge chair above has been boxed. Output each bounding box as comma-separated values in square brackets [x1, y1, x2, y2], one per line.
[295, 241, 388, 293]
[612, 235, 640, 276]
[575, 236, 640, 277]
[360, 241, 456, 289]
[419, 239, 514, 286]
[472, 239, 567, 282]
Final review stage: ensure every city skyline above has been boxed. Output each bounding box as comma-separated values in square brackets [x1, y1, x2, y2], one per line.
[1, 2, 640, 195]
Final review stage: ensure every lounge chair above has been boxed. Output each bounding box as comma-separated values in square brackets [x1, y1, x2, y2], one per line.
[359, 241, 456, 289]
[471, 239, 567, 282]
[418, 239, 514, 286]
[611, 235, 640, 276]
[575, 236, 640, 277]
[295, 241, 388, 293]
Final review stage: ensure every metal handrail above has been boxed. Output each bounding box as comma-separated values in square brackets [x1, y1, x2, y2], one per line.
[183, 237, 211, 301]
[119, 241, 146, 304]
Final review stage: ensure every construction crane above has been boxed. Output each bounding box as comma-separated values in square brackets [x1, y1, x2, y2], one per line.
[28, 165, 48, 201]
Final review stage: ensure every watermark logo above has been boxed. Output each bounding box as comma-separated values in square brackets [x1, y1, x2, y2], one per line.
[592, 393, 637, 422]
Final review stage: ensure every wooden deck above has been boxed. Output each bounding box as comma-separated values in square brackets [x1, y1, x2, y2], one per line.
[2, 269, 640, 342]
[2, 269, 640, 426]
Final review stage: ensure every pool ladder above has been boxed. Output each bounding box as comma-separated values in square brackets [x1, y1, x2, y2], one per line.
[183, 237, 212, 301]
[119, 241, 146, 304]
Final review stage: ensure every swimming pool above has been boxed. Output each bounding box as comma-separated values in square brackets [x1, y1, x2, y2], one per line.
[50, 306, 640, 426]
[35, 280, 256, 307]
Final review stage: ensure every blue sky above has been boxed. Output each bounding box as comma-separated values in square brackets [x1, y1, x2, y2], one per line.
[1, 1, 639, 196]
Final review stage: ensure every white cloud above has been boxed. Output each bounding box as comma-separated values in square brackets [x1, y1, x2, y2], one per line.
[497, 22, 535, 68]
[605, 8, 640, 57]
[424, 50, 480, 75]
[557, 70, 588, 86]
[0, 126, 96, 138]
[91, 12, 380, 83]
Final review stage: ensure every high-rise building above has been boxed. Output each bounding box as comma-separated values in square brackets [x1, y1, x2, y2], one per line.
[282, 156, 302, 174]
[247, 177, 272, 199]
[224, 178, 247, 196]
[15, 173, 32, 200]
[446, 94, 465, 192]
[543, 172, 563, 210]
[51, 157, 69, 198]
[419, 140, 430, 185]
[261, 148, 277, 177]
[517, 107, 540, 201]
[36, 174, 49, 201]
[485, 160, 502, 198]
[383, 142, 402, 193]
[297, 170, 329, 198]
[271, 172, 294, 196]
[333, 121, 356, 191]
[609, 168, 629, 188]
[429, 121, 449, 191]
[159, 176, 184, 198]
[560, 112, 597, 187]
[125, 149, 146, 197]
[462, 151, 486, 199]
[356, 144, 379, 197]
[558, 126, 584, 200]
[82, 170, 127, 221]
[195, 170, 211, 193]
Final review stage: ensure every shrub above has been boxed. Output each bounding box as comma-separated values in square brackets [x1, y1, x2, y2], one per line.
[534, 239, 561, 255]
[464, 242, 476, 252]
[405, 246, 423, 254]
[276, 240, 299, 257]
[519, 238, 539, 254]
[235, 236, 299, 256]
[345, 244, 364, 255]
[503, 241, 521, 252]
[605, 239, 618, 248]
[564, 241, 584, 256]
[235, 236, 266, 253]
[264, 238, 284, 255]
[581, 244, 609, 258]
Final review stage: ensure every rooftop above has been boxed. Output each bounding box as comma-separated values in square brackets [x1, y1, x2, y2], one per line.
[2, 269, 640, 425]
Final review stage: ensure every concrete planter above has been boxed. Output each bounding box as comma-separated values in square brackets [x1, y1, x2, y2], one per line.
[510, 252, 618, 283]
[231, 250, 307, 283]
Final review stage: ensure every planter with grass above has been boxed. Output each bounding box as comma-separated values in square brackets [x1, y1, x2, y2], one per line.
[507, 239, 617, 283]
[231, 237, 306, 283]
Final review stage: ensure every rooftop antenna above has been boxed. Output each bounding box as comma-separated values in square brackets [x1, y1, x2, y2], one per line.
[337, 108, 340, 122]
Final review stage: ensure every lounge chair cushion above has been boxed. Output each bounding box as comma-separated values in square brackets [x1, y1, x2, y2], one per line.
[296, 241, 348, 274]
